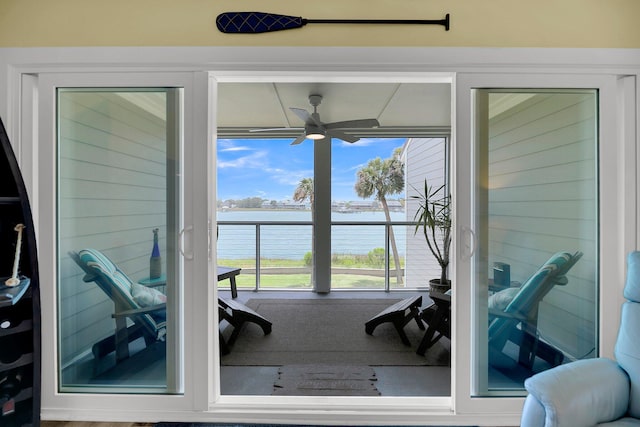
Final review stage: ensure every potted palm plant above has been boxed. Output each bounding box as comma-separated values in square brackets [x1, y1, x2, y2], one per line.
[412, 179, 452, 293]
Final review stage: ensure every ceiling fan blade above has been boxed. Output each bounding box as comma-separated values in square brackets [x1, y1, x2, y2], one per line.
[326, 129, 360, 143]
[290, 107, 313, 124]
[290, 133, 307, 145]
[325, 118, 380, 130]
[249, 127, 303, 133]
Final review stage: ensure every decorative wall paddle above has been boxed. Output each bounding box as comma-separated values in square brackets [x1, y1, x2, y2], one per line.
[216, 12, 450, 34]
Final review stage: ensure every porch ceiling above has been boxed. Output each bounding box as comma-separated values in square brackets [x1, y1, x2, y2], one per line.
[216, 82, 452, 131]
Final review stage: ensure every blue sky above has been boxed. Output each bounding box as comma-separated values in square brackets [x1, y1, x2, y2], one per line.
[217, 137, 407, 201]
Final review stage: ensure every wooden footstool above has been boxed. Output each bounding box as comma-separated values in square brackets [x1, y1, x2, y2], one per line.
[218, 298, 272, 355]
[365, 295, 424, 346]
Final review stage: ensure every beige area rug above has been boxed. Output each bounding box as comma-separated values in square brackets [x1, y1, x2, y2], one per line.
[272, 364, 379, 396]
[220, 298, 450, 366]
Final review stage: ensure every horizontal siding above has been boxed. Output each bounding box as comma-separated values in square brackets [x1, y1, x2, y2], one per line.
[487, 92, 598, 360]
[404, 138, 447, 286]
[58, 91, 169, 367]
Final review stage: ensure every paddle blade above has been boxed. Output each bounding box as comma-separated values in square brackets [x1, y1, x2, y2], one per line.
[217, 12, 305, 33]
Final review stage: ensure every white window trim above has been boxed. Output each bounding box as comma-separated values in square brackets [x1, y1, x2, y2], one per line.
[0, 46, 637, 426]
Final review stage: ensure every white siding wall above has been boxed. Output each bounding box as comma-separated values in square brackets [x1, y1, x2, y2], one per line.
[404, 138, 447, 287]
[58, 91, 168, 367]
[487, 92, 597, 359]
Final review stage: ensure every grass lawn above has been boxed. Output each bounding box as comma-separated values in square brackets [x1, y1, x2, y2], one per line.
[219, 273, 408, 290]
[219, 254, 404, 269]
[217, 256, 407, 290]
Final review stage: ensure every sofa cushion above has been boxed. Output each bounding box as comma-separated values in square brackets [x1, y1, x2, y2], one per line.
[625, 251, 640, 303]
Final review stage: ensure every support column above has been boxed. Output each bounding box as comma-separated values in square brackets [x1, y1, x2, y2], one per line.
[313, 138, 331, 293]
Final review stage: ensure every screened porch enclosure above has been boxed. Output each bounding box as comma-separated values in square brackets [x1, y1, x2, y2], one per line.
[215, 136, 448, 292]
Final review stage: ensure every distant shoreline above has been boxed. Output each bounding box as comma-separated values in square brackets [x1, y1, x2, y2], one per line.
[216, 209, 410, 260]
[217, 207, 404, 213]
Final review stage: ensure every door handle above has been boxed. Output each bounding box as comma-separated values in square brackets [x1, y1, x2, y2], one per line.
[179, 225, 194, 260]
[460, 226, 477, 260]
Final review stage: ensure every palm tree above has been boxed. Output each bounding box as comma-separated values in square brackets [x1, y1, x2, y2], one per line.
[293, 177, 314, 209]
[354, 148, 405, 284]
[293, 177, 315, 284]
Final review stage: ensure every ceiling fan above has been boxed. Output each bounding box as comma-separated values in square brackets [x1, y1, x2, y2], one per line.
[251, 94, 380, 145]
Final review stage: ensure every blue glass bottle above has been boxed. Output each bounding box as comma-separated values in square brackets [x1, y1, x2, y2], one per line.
[150, 228, 161, 279]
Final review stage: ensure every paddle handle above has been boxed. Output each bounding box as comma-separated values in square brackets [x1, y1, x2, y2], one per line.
[307, 15, 449, 31]
[216, 12, 450, 33]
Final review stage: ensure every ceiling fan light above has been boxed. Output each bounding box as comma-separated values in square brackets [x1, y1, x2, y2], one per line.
[307, 131, 325, 140]
[306, 125, 326, 140]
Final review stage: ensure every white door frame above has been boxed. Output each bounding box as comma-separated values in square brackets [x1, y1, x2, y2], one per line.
[36, 71, 212, 419]
[0, 46, 637, 425]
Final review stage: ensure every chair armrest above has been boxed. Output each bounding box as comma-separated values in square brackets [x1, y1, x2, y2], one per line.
[522, 358, 629, 427]
[112, 303, 166, 318]
[488, 307, 528, 322]
[145, 282, 166, 289]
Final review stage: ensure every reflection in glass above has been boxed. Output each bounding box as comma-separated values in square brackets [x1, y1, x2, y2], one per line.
[57, 89, 182, 393]
[473, 90, 598, 396]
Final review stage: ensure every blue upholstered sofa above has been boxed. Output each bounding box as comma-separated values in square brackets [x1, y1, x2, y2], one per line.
[521, 251, 640, 427]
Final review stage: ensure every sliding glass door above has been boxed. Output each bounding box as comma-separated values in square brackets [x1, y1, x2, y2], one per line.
[38, 72, 211, 411]
[57, 88, 183, 392]
[473, 89, 599, 395]
[454, 73, 622, 414]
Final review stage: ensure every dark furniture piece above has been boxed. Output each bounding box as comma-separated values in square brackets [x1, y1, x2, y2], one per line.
[417, 290, 451, 356]
[365, 295, 424, 346]
[0, 117, 40, 427]
[218, 298, 272, 355]
[216, 267, 272, 354]
[218, 266, 240, 298]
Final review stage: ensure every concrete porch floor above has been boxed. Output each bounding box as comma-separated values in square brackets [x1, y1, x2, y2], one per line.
[218, 289, 451, 396]
[220, 365, 451, 396]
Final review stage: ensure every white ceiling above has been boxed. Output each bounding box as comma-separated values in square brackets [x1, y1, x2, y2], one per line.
[123, 84, 528, 138]
[216, 82, 452, 134]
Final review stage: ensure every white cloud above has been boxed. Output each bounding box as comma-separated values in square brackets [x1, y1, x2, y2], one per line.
[338, 137, 407, 148]
[222, 146, 252, 152]
[264, 166, 313, 186]
[218, 150, 267, 169]
[218, 139, 253, 152]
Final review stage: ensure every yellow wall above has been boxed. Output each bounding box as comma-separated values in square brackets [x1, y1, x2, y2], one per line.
[0, 0, 639, 48]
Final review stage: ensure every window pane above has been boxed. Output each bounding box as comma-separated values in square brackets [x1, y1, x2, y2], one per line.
[332, 137, 448, 290]
[473, 90, 598, 395]
[57, 89, 182, 393]
[216, 138, 314, 291]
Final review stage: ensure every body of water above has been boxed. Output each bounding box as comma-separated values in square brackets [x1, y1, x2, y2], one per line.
[217, 210, 413, 260]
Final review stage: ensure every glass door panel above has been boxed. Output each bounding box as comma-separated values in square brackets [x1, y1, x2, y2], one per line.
[57, 88, 183, 393]
[472, 89, 598, 396]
